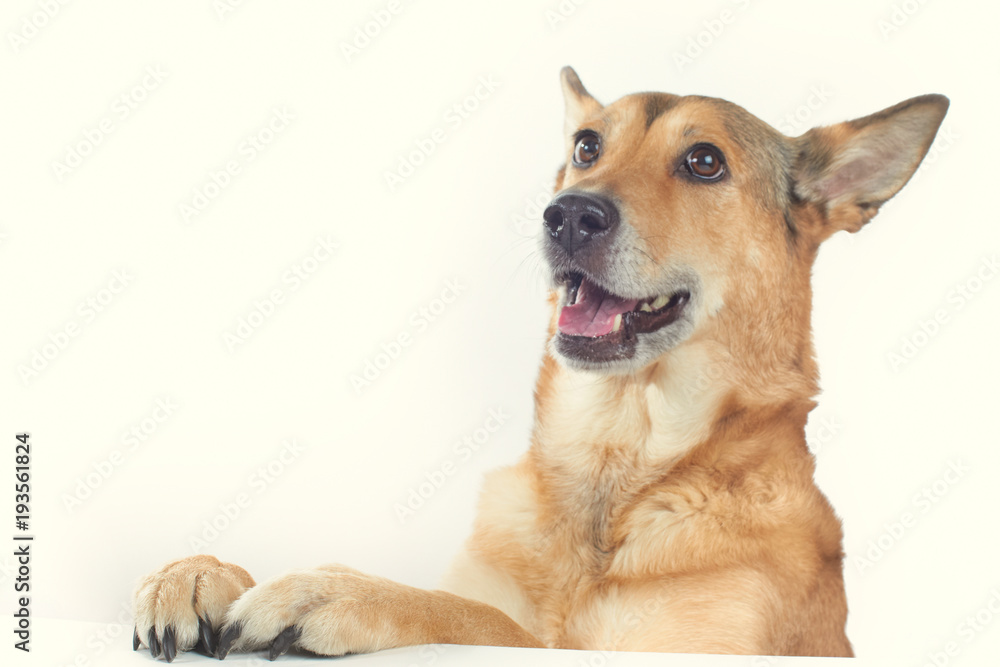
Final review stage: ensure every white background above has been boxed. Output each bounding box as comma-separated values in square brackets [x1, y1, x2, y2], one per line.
[1, 0, 998, 666]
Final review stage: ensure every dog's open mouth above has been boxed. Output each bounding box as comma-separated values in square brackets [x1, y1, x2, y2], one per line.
[557, 272, 690, 340]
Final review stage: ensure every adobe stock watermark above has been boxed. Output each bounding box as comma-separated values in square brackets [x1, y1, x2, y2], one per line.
[774, 85, 833, 135]
[58, 599, 134, 667]
[872, 122, 958, 240]
[51, 65, 169, 182]
[394, 408, 509, 524]
[887, 254, 998, 371]
[214, 0, 250, 20]
[511, 178, 557, 238]
[340, 0, 416, 63]
[0, 553, 20, 587]
[877, 0, 932, 40]
[383, 76, 501, 192]
[6, 0, 72, 53]
[917, 588, 1000, 667]
[62, 398, 179, 511]
[350, 278, 467, 393]
[189, 439, 305, 553]
[806, 414, 842, 456]
[545, 0, 589, 30]
[223, 235, 339, 352]
[402, 644, 451, 667]
[853, 459, 969, 574]
[579, 586, 701, 666]
[672, 0, 753, 73]
[905, 124, 958, 187]
[178, 106, 295, 223]
[16, 270, 133, 386]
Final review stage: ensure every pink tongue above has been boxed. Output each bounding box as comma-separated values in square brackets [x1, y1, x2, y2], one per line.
[558, 279, 638, 337]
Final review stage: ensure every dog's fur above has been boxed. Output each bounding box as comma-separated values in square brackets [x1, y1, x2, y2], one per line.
[133, 68, 947, 660]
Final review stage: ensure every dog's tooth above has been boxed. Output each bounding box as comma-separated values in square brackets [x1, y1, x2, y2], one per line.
[612, 314, 622, 333]
[639, 302, 653, 313]
[652, 295, 670, 310]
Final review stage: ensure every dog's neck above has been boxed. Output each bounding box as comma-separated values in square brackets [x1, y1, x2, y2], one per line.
[529, 314, 819, 539]
[533, 341, 731, 461]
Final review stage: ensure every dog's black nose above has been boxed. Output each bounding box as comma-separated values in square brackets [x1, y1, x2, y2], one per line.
[543, 192, 619, 256]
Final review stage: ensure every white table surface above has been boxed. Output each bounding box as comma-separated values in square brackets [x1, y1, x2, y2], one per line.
[14, 618, 859, 667]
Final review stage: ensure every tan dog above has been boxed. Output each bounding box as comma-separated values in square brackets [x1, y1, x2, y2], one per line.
[132, 67, 947, 661]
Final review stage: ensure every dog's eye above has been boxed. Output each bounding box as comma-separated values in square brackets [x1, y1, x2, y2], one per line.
[685, 145, 726, 180]
[573, 134, 601, 167]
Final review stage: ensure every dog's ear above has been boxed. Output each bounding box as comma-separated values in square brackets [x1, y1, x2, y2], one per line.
[560, 66, 602, 138]
[792, 94, 948, 235]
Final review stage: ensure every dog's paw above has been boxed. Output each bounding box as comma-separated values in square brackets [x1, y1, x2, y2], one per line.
[133, 555, 255, 662]
[217, 564, 418, 659]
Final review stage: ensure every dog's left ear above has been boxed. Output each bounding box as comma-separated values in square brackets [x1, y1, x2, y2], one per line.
[793, 94, 949, 235]
[560, 66, 603, 138]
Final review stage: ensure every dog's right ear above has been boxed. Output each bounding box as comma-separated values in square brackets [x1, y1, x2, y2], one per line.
[560, 66, 603, 138]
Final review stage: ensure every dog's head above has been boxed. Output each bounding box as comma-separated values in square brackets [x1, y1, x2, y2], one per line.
[543, 66, 948, 375]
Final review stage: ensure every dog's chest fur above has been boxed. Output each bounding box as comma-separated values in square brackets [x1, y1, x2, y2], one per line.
[462, 349, 840, 651]
[469, 355, 739, 647]
[475, 444, 730, 650]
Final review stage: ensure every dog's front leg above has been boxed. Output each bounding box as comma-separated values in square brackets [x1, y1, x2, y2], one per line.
[216, 564, 542, 659]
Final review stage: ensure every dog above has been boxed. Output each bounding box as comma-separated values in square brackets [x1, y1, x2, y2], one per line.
[132, 67, 947, 660]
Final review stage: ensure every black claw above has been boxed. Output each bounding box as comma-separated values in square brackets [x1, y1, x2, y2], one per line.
[148, 628, 161, 658]
[133, 627, 141, 651]
[162, 626, 177, 663]
[267, 626, 301, 661]
[216, 623, 242, 660]
[194, 616, 216, 656]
